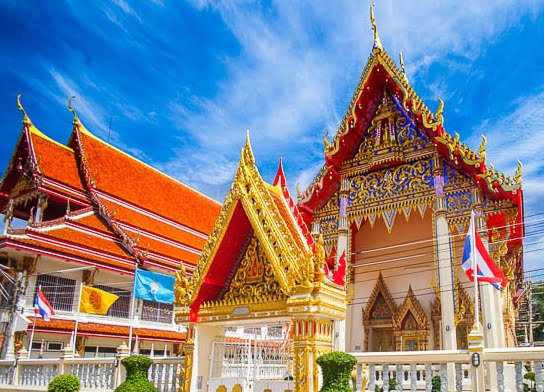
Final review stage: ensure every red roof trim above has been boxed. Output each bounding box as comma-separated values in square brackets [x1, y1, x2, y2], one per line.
[1, 240, 134, 275]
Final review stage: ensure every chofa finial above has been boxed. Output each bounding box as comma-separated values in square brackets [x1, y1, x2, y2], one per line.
[399, 51, 405, 74]
[68, 96, 81, 125]
[514, 160, 522, 185]
[370, 2, 383, 50]
[16, 94, 33, 126]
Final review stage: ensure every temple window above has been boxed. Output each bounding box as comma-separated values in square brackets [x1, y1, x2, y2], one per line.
[35, 274, 76, 312]
[94, 284, 131, 319]
[141, 299, 173, 323]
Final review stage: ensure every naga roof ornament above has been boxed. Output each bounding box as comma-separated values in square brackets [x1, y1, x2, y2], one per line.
[370, 2, 382, 51]
[16, 94, 33, 127]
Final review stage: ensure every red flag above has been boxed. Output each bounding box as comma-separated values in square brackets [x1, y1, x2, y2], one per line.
[332, 251, 346, 286]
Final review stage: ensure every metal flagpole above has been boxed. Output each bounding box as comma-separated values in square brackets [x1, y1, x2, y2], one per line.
[128, 264, 138, 353]
[470, 210, 480, 331]
[72, 282, 84, 355]
[27, 316, 37, 359]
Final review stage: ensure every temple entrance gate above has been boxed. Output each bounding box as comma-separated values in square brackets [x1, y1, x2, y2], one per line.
[208, 325, 294, 392]
[173, 135, 347, 392]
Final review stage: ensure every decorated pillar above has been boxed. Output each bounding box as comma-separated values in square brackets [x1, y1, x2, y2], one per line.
[178, 324, 195, 392]
[432, 160, 457, 351]
[292, 317, 334, 392]
[336, 178, 350, 352]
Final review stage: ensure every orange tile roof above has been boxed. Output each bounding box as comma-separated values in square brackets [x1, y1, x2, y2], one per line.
[77, 130, 221, 235]
[102, 199, 207, 254]
[29, 130, 87, 196]
[32, 318, 185, 341]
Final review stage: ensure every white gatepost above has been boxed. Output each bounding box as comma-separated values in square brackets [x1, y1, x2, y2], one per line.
[191, 324, 222, 392]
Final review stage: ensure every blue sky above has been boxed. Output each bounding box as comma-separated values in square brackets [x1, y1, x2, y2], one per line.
[1, 1, 543, 273]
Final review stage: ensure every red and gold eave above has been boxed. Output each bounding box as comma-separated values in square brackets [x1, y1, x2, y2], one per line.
[177, 137, 321, 323]
[297, 46, 524, 227]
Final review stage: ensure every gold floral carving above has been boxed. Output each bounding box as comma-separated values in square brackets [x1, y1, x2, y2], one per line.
[174, 261, 190, 307]
[363, 273, 397, 323]
[223, 236, 286, 303]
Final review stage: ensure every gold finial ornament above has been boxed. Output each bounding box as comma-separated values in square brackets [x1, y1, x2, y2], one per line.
[513, 160, 523, 185]
[370, 2, 383, 50]
[241, 129, 255, 167]
[68, 96, 81, 125]
[399, 51, 406, 74]
[295, 182, 302, 198]
[323, 131, 331, 153]
[435, 98, 444, 125]
[478, 135, 487, 161]
[16, 94, 32, 126]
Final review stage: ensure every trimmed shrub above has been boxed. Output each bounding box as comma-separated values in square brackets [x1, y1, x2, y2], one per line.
[316, 351, 357, 392]
[47, 374, 80, 392]
[432, 375, 441, 392]
[114, 355, 158, 392]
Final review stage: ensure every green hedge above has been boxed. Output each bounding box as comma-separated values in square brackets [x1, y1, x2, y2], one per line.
[114, 355, 158, 392]
[316, 352, 357, 392]
[47, 374, 80, 392]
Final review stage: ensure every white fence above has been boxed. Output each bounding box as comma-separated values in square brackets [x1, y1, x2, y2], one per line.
[0, 355, 183, 392]
[351, 347, 544, 392]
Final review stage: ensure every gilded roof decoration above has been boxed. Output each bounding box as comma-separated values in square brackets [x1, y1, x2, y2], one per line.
[175, 133, 346, 322]
[363, 272, 397, 322]
[394, 285, 429, 330]
[298, 13, 522, 212]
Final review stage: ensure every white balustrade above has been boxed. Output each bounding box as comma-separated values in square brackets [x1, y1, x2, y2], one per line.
[351, 347, 544, 392]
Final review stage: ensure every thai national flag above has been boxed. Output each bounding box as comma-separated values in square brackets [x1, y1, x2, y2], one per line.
[462, 212, 506, 290]
[34, 286, 55, 321]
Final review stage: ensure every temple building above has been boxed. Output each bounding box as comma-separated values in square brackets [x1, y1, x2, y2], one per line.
[295, 8, 524, 353]
[172, 6, 525, 392]
[0, 98, 220, 359]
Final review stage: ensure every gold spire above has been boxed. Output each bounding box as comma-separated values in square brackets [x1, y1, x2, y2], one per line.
[370, 2, 383, 50]
[68, 96, 82, 126]
[241, 129, 255, 167]
[16, 94, 33, 127]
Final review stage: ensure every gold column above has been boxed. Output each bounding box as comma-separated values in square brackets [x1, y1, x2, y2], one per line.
[178, 324, 195, 392]
[292, 318, 334, 392]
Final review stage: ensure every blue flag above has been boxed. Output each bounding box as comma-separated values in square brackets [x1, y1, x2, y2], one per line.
[134, 269, 175, 304]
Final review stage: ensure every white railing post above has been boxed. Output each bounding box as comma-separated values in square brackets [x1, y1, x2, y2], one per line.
[535, 361, 543, 392]
[114, 342, 130, 389]
[13, 348, 27, 387]
[468, 326, 485, 392]
[60, 344, 75, 375]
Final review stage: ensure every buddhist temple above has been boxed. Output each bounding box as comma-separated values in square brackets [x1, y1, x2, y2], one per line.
[172, 5, 524, 392]
[0, 96, 220, 359]
[295, 5, 524, 353]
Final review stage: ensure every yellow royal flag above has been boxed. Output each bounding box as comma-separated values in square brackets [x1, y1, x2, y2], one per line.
[79, 286, 119, 315]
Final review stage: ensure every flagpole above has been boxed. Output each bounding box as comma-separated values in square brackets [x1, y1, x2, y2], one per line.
[72, 282, 84, 356]
[471, 210, 480, 331]
[128, 263, 138, 354]
[27, 316, 36, 359]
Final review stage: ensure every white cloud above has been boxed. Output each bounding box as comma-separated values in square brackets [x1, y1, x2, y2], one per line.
[170, 0, 543, 194]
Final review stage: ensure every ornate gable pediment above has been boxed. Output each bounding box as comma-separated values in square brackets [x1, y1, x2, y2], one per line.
[219, 235, 287, 305]
[394, 286, 429, 330]
[363, 272, 397, 323]
[175, 134, 347, 324]
[352, 91, 431, 169]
